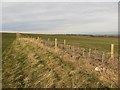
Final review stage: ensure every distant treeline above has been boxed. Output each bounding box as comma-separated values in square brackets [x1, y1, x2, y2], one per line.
[55, 34, 118, 38]
[1, 32, 118, 38]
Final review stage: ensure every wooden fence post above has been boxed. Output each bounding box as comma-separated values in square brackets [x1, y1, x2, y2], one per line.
[72, 46, 75, 59]
[111, 44, 114, 58]
[55, 38, 58, 51]
[64, 40, 66, 48]
[48, 38, 50, 43]
[82, 48, 85, 57]
[47, 38, 50, 45]
[88, 48, 91, 57]
[102, 52, 105, 63]
[16, 32, 21, 38]
[37, 37, 39, 40]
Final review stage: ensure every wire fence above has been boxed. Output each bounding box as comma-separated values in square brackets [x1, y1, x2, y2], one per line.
[16, 33, 118, 73]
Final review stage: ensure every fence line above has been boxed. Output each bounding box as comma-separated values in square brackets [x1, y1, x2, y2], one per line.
[16, 33, 117, 62]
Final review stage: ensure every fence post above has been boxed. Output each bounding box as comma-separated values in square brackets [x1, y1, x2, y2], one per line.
[111, 44, 114, 58]
[48, 38, 50, 43]
[47, 38, 50, 46]
[102, 52, 105, 63]
[72, 46, 75, 59]
[55, 38, 58, 51]
[82, 48, 85, 57]
[16, 32, 21, 38]
[37, 37, 39, 40]
[88, 48, 91, 57]
[64, 40, 66, 48]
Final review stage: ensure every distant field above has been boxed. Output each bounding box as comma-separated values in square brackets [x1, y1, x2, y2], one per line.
[2, 33, 16, 52]
[2, 33, 118, 53]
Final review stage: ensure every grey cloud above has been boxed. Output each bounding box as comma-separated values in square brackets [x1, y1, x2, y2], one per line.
[2, 2, 118, 34]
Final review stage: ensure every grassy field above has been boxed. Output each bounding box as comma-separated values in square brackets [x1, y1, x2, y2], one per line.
[2, 33, 16, 52]
[2, 33, 118, 53]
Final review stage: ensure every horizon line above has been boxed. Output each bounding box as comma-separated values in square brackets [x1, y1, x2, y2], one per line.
[0, 31, 118, 36]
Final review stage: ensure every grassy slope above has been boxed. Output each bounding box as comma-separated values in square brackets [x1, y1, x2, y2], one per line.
[2, 38, 118, 88]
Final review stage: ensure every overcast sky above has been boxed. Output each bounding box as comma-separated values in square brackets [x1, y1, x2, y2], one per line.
[2, 2, 118, 34]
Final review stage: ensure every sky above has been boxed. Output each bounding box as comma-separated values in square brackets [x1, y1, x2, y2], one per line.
[1, 2, 118, 34]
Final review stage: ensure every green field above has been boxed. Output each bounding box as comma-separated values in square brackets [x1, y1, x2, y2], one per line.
[2, 33, 118, 53]
[2, 33, 16, 52]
